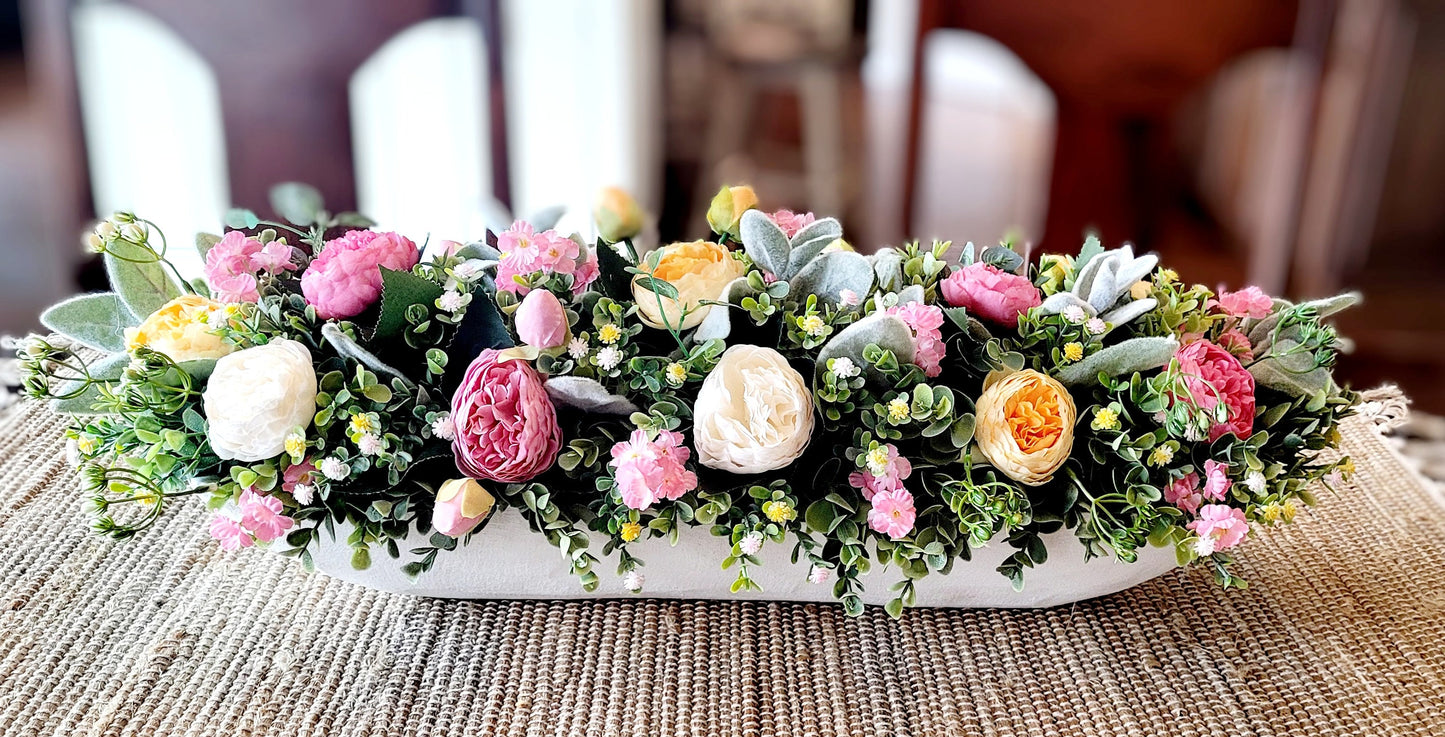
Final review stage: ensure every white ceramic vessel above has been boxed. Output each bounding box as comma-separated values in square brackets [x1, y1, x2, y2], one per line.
[306, 510, 1180, 608]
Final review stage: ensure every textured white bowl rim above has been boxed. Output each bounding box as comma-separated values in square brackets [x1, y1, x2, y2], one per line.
[303, 509, 1180, 609]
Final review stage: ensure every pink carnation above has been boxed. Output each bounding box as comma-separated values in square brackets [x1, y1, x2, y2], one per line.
[1164, 471, 1204, 515]
[1217, 286, 1273, 320]
[609, 429, 699, 510]
[848, 444, 913, 501]
[1174, 340, 1256, 442]
[238, 489, 294, 543]
[887, 302, 946, 377]
[867, 487, 916, 540]
[1202, 459, 1232, 502]
[495, 221, 593, 295]
[450, 349, 562, 483]
[940, 262, 1041, 328]
[1188, 504, 1249, 551]
[769, 209, 816, 239]
[208, 514, 253, 551]
[300, 230, 419, 319]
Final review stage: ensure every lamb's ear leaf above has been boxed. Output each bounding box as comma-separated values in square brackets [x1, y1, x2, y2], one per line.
[1055, 336, 1179, 386]
[785, 217, 843, 278]
[1300, 291, 1361, 320]
[224, 208, 260, 230]
[321, 323, 411, 385]
[105, 239, 182, 320]
[527, 204, 566, 231]
[545, 376, 641, 415]
[40, 293, 138, 353]
[870, 248, 904, 292]
[195, 232, 222, 262]
[373, 267, 445, 341]
[979, 244, 1023, 274]
[790, 251, 873, 306]
[178, 358, 218, 381]
[1250, 356, 1333, 399]
[451, 241, 502, 262]
[269, 182, 326, 226]
[50, 351, 132, 414]
[897, 284, 925, 305]
[739, 209, 789, 277]
[692, 277, 753, 342]
[815, 313, 915, 384]
[1099, 298, 1157, 327]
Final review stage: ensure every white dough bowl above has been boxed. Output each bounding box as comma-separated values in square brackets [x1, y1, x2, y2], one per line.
[305, 509, 1181, 608]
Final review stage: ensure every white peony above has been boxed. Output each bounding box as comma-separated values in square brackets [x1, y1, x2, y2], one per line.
[203, 339, 318, 462]
[694, 345, 814, 474]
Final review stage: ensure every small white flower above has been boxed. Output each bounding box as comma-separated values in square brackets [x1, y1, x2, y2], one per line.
[830, 356, 860, 379]
[1153, 410, 1168, 425]
[95, 220, 117, 240]
[1063, 305, 1088, 324]
[1326, 470, 1344, 488]
[431, 413, 456, 441]
[1191, 535, 1217, 558]
[622, 570, 645, 593]
[839, 289, 860, 307]
[127, 357, 146, 374]
[1085, 317, 1107, 335]
[739, 531, 764, 556]
[1243, 471, 1267, 494]
[292, 484, 315, 506]
[0, 334, 20, 351]
[808, 566, 830, 585]
[437, 290, 465, 313]
[320, 457, 350, 481]
[121, 223, 146, 243]
[1184, 424, 1204, 442]
[567, 336, 589, 361]
[452, 261, 482, 281]
[595, 345, 622, 371]
[65, 438, 81, 468]
[357, 433, 382, 456]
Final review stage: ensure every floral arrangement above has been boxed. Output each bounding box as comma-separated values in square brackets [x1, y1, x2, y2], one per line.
[16, 182, 1360, 617]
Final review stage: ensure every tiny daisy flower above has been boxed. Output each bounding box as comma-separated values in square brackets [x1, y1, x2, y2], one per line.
[292, 484, 315, 506]
[597, 323, 623, 344]
[284, 430, 307, 460]
[1191, 535, 1216, 558]
[320, 457, 350, 481]
[1063, 305, 1087, 324]
[430, 413, 456, 441]
[349, 414, 378, 436]
[1243, 471, 1267, 495]
[1091, 406, 1120, 431]
[75, 434, 98, 456]
[437, 289, 465, 313]
[665, 362, 688, 386]
[357, 433, 382, 456]
[887, 396, 911, 423]
[799, 314, 827, 337]
[567, 336, 589, 360]
[830, 356, 860, 379]
[808, 566, 830, 585]
[839, 289, 860, 306]
[1160, 269, 1178, 283]
[866, 445, 892, 476]
[452, 261, 482, 281]
[1280, 499, 1298, 522]
[1085, 317, 1107, 335]
[1148, 446, 1175, 466]
[738, 532, 764, 556]
[595, 345, 622, 371]
[1063, 342, 1085, 362]
[762, 500, 796, 524]
[620, 521, 643, 542]
[622, 570, 645, 593]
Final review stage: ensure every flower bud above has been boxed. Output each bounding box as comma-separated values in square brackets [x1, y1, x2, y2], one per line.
[593, 186, 645, 243]
[514, 288, 570, 350]
[110, 211, 136, 224]
[121, 223, 146, 243]
[95, 221, 117, 240]
[705, 185, 758, 239]
[85, 233, 105, 252]
[432, 478, 495, 537]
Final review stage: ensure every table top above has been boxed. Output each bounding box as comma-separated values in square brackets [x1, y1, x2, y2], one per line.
[0, 387, 1440, 736]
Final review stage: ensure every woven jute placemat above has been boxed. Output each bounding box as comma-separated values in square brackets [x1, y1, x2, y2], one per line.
[0, 389, 1440, 736]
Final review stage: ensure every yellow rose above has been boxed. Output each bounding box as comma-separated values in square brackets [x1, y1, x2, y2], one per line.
[705, 185, 758, 239]
[1037, 254, 1073, 296]
[593, 186, 645, 243]
[633, 240, 746, 330]
[124, 294, 235, 362]
[974, 369, 1076, 486]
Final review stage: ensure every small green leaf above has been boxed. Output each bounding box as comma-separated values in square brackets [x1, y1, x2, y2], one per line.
[195, 232, 222, 261]
[224, 208, 260, 230]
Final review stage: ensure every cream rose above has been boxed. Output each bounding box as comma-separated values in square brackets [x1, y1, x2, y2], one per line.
[694, 345, 814, 474]
[633, 240, 747, 330]
[973, 369, 1076, 486]
[124, 294, 236, 362]
[203, 339, 318, 462]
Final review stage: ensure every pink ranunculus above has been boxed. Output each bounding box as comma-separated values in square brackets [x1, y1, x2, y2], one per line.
[609, 429, 698, 511]
[1217, 286, 1273, 320]
[1174, 340, 1256, 442]
[300, 230, 419, 319]
[940, 262, 1042, 328]
[769, 209, 816, 239]
[450, 349, 563, 483]
[867, 487, 916, 540]
[514, 289, 570, 349]
[1164, 471, 1203, 515]
[886, 302, 947, 377]
[1188, 504, 1249, 551]
[205, 231, 266, 302]
[848, 444, 913, 501]
[1202, 459, 1232, 502]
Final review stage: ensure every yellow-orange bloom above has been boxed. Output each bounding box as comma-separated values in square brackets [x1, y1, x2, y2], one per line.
[974, 369, 1076, 486]
[705, 185, 758, 238]
[633, 240, 746, 330]
[124, 294, 235, 362]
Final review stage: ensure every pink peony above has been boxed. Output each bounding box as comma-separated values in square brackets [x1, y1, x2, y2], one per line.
[238, 489, 294, 543]
[1174, 340, 1256, 442]
[886, 302, 946, 377]
[301, 230, 419, 319]
[769, 209, 816, 239]
[1164, 471, 1203, 515]
[940, 262, 1041, 328]
[848, 444, 913, 501]
[609, 429, 699, 510]
[868, 487, 916, 539]
[1202, 459, 1232, 502]
[450, 349, 562, 483]
[1217, 286, 1273, 320]
[514, 289, 570, 349]
[1188, 504, 1249, 551]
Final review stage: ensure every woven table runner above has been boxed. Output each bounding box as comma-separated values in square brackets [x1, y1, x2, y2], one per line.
[0, 389, 1440, 736]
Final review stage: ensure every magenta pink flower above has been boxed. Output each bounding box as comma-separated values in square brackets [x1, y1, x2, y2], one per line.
[238, 489, 294, 543]
[769, 209, 816, 239]
[1174, 340, 1256, 442]
[1188, 504, 1249, 552]
[281, 459, 317, 493]
[450, 349, 562, 483]
[514, 289, 570, 349]
[848, 444, 913, 501]
[868, 487, 916, 539]
[887, 302, 946, 377]
[609, 429, 699, 510]
[941, 262, 1041, 328]
[1202, 459, 1232, 502]
[300, 230, 419, 319]
[1217, 286, 1273, 320]
[1164, 471, 1204, 515]
[209, 514, 253, 551]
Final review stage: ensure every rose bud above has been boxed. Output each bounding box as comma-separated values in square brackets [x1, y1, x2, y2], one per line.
[432, 478, 496, 537]
[514, 288, 571, 350]
[705, 185, 758, 239]
[593, 186, 646, 243]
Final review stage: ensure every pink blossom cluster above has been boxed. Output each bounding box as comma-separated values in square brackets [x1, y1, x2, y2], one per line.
[1163, 460, 1233, 515]
[609, 429, 699, 510]
[850, 444, 917, 539]
[495, 221, 599, 296]
[940, 262, 1041, 328]
[204, 231, 297, 303]
[1174, 340, 1256, 442]
[1217, 286, 1273, 320]
[887, 302, 946, 377]
[1188, 504, 1249, 552]
[208, 489, 295, 551]
[768, 209, 816, 239]
[848, 444, 913, 500]
[300, 230, 419, 319]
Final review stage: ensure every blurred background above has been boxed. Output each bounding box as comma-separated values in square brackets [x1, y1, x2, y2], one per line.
[0, 0, 1442, 420]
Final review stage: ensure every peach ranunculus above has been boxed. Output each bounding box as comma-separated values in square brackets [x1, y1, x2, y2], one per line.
[633, 240, 747, 330]
[124, 294, 236, 362]
[973, 369, 1077, 486]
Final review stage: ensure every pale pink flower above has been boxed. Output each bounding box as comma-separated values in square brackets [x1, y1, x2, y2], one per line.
[848, 444, 912, 501]
[497, 221, 541, 265]
[739, 532, 764, 556]
[209, 514, 253, 551]
[839, 289, 860, 306]
[450, 349, 562, 483]
[495, 221, 593, 295]
[238, 489, 294, 543]
[868, 487, 916, 540]
[515, 289, 569, 349]
[532, 231, 580, 275]
[204, 231, 267, 302]
[1188, 504, 1249, 551]
[940, 262, 1041, 328]
[887, 302, 946, 377]
[1202, 459, 1232, 502]
[251, 241, 298, 275]
[768, 209, 816, 239]
[609, 429, 698, 511]
[281, 459, 317, 493]
[1217, 286, 1273, 320]
[808, 566, 830, 585]
[1164, 471, 1203, 515]
[301, 230, 419, 319]
[572, 249, 600, 294]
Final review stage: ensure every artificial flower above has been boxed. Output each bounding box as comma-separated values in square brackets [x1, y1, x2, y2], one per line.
[941, 262, 1041, 328]
[514, 288, 570, 350]
[1174, 340, 1255, 442]
[124, 294, 235, 362]
[974, 370, 1076, 485]
[432, 478, 496, 537]
[609, 429, 698, 510]
[768, 209, 815, 238]
[594, 186, 646, 242]
[705, 184, 758, 239]
[1164, 472, 1203, 515]
[1188, 504, 1250, 553]
[694, 345, 813, 474]
[202, 339, 318, 462]
[1217, 286, 1273, 319]
[633, 240, 746, 330]
[494, 221, 596, 296]
[301, 230, 419, 319]
[238, 489, 294, 543]
[450, 349, 562, 483]
[867, 487, 916, 539]
[848, 443, 912, 501]
[886, 302, 946, 377]
[204, 231, 297, 303]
